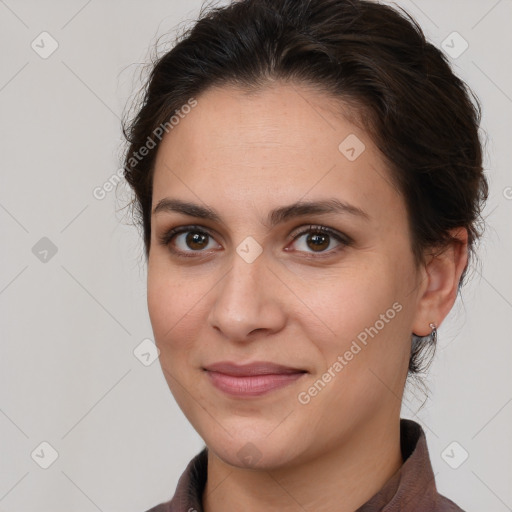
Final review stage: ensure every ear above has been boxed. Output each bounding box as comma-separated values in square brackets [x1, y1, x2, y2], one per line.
[411, 228, 469, 336]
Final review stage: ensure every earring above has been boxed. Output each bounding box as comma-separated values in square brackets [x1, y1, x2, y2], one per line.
[411, 322, 437, 350]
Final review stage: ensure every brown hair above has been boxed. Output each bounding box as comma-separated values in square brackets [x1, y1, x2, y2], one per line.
[122, 0, 488, 374]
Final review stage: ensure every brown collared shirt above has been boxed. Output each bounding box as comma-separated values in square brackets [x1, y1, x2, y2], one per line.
[145, 419, 465, 511]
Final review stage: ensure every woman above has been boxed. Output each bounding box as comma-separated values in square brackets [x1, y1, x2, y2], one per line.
[122, 0, 488, 510]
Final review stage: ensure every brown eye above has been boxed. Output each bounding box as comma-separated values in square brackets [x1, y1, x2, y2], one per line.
[289, 225, 351, 255]
[159, 226, 222, 257]
[305, 232, 330, 252]
[185, 231, 209, 250]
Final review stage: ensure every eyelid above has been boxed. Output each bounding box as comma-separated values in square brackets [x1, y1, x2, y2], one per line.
[285, 224, 353, 257]
[288, 224, 353, 245]
[158, 225, 213, 245]
[157, 225, 221, 257]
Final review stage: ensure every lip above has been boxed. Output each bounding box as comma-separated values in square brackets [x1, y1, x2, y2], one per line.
[203, 361, 307, 397]
[203, 361, 306, 376]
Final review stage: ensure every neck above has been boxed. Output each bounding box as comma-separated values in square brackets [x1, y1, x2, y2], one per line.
[202, 415, 403, 512]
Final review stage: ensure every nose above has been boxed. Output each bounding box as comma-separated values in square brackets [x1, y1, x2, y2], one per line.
[207, 249, 287, 343]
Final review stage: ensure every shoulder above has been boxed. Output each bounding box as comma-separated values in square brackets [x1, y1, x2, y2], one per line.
[435, 492, 467, 512]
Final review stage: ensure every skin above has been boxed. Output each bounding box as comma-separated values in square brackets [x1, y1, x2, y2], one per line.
[147, 82, 468, 512]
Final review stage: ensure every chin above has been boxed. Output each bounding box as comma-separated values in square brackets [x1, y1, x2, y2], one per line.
[202, 424, 306, 471]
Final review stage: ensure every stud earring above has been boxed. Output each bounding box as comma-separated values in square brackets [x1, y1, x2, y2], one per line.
[411, 322, 437, 350]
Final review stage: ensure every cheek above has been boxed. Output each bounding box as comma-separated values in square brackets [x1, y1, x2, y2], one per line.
[147, 256, 220, 369]
[146, 263, 204, 411]
[301, 260, 411, 395]
[305, 266, 399, 343]
[147, 259, 195, 349]
[301, 279, 409, 424]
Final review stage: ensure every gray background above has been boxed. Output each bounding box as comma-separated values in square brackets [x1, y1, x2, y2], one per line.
[1, 0, 511, 511]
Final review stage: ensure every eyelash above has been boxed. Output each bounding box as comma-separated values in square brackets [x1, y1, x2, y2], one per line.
[158, 224, 353, 259]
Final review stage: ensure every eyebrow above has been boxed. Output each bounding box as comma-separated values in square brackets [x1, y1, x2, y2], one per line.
[152, 197, 370, 226]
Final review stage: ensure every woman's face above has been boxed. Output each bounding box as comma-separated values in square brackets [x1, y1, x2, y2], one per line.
[147, 82, 425, 469]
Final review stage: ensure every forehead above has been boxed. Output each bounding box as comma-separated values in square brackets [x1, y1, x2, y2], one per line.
[156, 82, 368, 161]
[152, 82, 402, 224]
